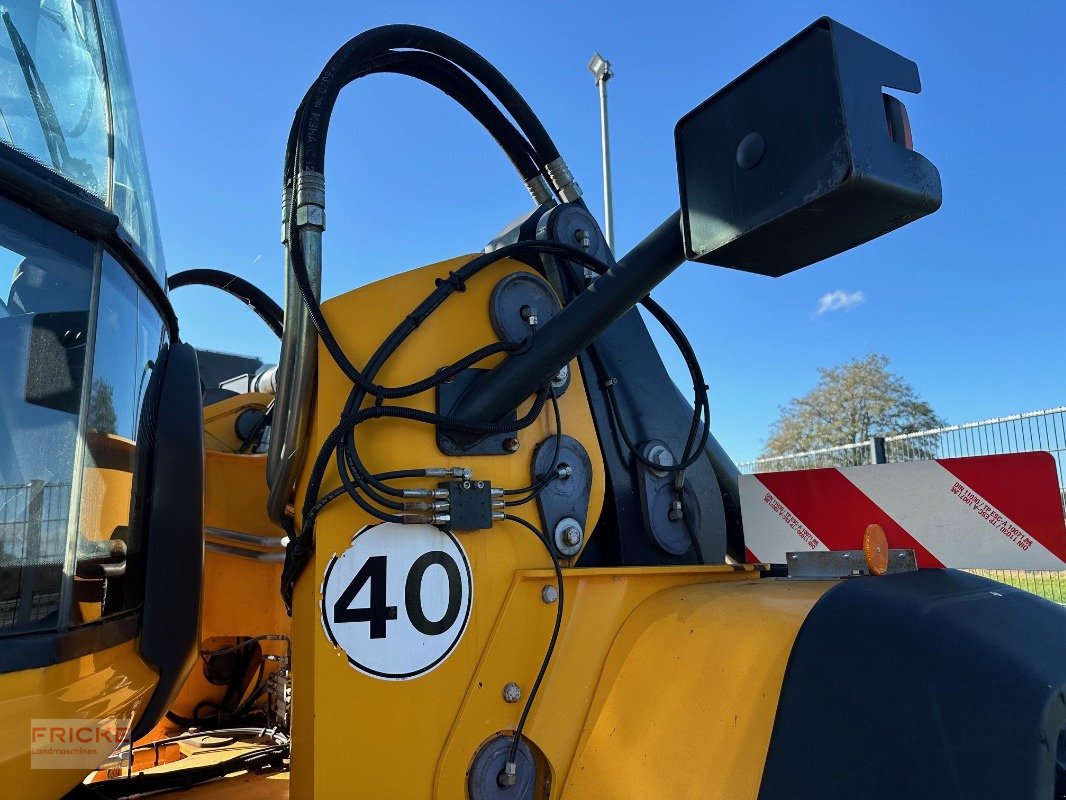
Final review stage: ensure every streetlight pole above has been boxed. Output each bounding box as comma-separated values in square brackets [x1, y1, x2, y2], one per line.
[588, 53, 615, 251]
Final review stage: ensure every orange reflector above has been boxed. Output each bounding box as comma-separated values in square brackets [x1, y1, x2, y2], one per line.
[864, 523, 890, 575]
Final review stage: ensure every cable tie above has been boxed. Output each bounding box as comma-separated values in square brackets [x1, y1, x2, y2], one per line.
[434, 270, 467, 293]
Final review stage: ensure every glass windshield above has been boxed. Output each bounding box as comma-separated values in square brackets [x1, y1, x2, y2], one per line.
[0, 194, 94, 630]
[0, 0, 165, 282]
[95, 0, 165, 276]
[0, 0, 109, 199]
[0, 193, 166, 633]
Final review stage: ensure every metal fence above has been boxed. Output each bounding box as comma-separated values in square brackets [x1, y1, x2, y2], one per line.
[737, 407, 1066, 602]
[0, 481, 72, 627]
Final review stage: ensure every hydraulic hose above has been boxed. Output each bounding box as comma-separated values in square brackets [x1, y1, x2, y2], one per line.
[282, 49, 542, 188]
[376, 51, 541, 181]
[167, 268, 284, 338]
[271, 25, 581, 523]
[290, 25, 564, 178]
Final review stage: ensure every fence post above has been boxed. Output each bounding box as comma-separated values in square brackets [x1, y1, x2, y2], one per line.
[869, 436, 887, 465]
[16, 479, 45, 627]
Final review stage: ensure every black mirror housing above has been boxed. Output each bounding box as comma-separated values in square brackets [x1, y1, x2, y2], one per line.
[675, 17, 942, 277]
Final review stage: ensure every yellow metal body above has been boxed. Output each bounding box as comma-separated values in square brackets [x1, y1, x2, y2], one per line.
[0, 639, 158, 800]
[168, 450, 290, 721]
[286, 256, 840, 799]
[203, 393, 273, 454]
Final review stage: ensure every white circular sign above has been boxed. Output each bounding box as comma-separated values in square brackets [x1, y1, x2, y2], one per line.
[320, 523, 472, 680]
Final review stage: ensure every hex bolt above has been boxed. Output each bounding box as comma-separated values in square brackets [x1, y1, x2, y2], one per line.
[476, 481, 485, 489]
[541, 585, 559, 604]
[553, 517, 584, 556]
[504, 438, 520, 453]
[647, 444, 675, 478]
[574, 228, 590, 249]
[503, 682, 522, 703]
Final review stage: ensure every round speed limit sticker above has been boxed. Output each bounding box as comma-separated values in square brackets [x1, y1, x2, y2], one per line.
[321, 523, 473, 680]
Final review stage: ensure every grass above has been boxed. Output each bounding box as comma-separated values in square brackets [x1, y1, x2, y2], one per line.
[967, 570, 1066, 604]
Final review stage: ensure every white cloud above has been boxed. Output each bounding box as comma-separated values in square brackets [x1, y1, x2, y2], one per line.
[815, 289, 865, 316]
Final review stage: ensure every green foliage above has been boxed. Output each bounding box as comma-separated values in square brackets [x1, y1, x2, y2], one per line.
[88, 378, 117, 435]
[762, 354, 944, 459]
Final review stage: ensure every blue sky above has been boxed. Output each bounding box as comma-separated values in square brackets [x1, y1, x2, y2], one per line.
[119, 1, 1066, 463]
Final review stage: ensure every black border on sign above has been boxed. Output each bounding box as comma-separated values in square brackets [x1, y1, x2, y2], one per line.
[320, 524, 474, 680]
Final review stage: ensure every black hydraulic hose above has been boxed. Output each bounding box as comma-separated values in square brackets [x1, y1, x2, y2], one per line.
[381, 51, 540, 180]
[292, 25, 562, 178]
[168, 268, 284, 338]
[283, 50, 541, 188]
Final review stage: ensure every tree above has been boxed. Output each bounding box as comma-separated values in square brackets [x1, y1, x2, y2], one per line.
[88, 379, 117, 435]
[762, 354, 944, 461]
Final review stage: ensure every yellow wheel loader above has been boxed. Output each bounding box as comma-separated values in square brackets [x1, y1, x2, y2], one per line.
[0, 3, 1064, 799]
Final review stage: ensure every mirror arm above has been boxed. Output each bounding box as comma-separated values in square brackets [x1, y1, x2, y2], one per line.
[448, 210, 685, 434]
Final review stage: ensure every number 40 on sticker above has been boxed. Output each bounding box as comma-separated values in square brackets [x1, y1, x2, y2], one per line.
[321, 523, 473, 680]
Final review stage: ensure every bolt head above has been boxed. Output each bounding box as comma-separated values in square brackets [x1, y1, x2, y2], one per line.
[504, 438, 520, 453]
[503, 682, 522, 703]
[541, 585, 559, 604]
[562, 526, 581, 547]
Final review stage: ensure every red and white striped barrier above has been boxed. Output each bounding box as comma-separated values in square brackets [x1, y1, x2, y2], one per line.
[740, 452, 1066, 570]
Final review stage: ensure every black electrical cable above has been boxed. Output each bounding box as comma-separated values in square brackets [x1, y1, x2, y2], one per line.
[282, 236, 705, 604]
[559, 259, 711, 474]
[277, 24, 639, 608]
[281, 237, 710, 598]
[553, 261, 710, 561]
[319, 383, 552, 515]
[502, 388, 563, 504]
[284, 247, 577, 603]
[317, 243, 600, 508]
[501, 514, 564, 772]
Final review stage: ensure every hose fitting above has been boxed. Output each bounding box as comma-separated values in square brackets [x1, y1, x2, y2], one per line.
[295, 170, 326, 230]
[524, 174, 554, 205]
[544, 157, 582, 203]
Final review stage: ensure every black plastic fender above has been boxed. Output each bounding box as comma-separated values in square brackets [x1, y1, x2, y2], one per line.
[759, 569, 1066, 800]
